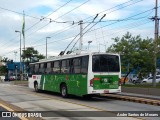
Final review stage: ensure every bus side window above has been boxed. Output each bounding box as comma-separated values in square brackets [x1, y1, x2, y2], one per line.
[61, 60, 66, 73]
[35, 64, 39, 74]
[39, 63, 45, 74]
[29, 64, 35, 75]
[81, 56, 89, 73]
[73, 58, 81, 73]
[53, 61, 60, 73]
[46, 62, 51, 74]
[61, 59, 70, 74]
[66, 59, 70, 73]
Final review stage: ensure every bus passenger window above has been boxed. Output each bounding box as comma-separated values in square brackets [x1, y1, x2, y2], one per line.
[81, 56, 89, 73]
[61, 60, 70, 74]
[73, 58, 81, 73]
[53, 61, 60, 73]
[35, 64, 39, 74]
[39, 63, 45, 74]
[46, 62, 52, 74]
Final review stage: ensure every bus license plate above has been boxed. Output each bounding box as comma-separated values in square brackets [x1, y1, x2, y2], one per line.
[104, 90, 109, 93]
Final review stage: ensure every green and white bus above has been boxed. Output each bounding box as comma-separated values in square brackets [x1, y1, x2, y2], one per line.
[28, 52, 121, 97]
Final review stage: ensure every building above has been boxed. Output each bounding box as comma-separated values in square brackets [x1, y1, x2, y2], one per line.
[6, 62, 24, 78]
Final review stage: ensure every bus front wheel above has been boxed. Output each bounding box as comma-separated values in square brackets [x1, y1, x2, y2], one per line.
[34, 82, 39, 92]
[61, 84, 68, 98]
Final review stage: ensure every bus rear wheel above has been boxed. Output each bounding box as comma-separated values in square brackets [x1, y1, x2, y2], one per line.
[61, 84, 68, 98]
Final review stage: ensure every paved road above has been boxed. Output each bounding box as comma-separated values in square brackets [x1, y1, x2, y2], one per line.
[0, 82, 159, 120]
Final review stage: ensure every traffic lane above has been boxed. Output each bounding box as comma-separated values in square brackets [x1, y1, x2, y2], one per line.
[0, 85, 137, 120]
[0, 84, 160, 120]
[0, 83, 160, 112]
[1, 83, 160, 111]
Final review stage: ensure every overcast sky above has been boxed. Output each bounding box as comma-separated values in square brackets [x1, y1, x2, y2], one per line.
[0, 0, 158, 61]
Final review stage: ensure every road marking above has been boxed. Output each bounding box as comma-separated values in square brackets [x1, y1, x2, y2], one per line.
[0, 103, 28, 120]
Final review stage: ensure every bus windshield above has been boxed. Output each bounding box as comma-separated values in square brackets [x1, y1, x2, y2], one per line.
[92, 55, 120, 72]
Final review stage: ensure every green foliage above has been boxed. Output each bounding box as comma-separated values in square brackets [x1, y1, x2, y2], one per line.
[22, 47, 45, 63]
[107, 32, 156, 77]
[1, 57, 13, 63]
[0, 66, 7, 75]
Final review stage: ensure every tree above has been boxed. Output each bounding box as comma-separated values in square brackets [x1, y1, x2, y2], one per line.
[0, 66, 7, 75]
[1, 57, 13, 63]
[107, 32, 155, 84]
[22, 47, 45, 63]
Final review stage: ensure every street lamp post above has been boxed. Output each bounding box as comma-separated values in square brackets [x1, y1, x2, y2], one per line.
[15, 30, 22, 80]
[46, 37, 51, 59]
[88, 41, 92, 50]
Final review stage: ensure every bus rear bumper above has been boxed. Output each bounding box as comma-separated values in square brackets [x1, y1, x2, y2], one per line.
[88, 88, 121, 94]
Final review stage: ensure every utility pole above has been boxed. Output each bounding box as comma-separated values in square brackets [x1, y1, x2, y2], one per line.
[46, 37, 51, 59]
[14, 51, 17, 62]
[15, 30, 23, 80]
[153, 0, 159, 87]
[79, 20, 83, 53]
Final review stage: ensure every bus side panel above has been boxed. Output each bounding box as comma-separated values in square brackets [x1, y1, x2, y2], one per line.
[40, 74, 65, 92]
[39, 74, 88, 96]
[67, 74, 87, 96]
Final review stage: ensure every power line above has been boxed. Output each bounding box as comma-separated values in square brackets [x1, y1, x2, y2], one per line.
[85, 7, 155, 34]
[0, 6, 40, 19]
[1, 0, 149, 57]
[26, 0, 90, 46]
[25, 0, 74, 32]
[83, 0, 143, 22]
[0, 0, 75, 48]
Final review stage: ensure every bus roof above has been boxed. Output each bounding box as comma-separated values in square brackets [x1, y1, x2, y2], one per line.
[30, 52, 119, 64]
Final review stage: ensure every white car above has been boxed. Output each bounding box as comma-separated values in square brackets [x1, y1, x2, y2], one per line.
[142, 76, 160, 83]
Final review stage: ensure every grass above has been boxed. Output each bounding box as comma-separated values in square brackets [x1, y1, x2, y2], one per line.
[122, 83, 160, 89]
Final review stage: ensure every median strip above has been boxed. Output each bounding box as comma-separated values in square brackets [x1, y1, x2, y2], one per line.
[101, 94, 160, 106]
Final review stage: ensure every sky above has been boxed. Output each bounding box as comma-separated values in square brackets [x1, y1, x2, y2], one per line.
[0, 0, 158, 62]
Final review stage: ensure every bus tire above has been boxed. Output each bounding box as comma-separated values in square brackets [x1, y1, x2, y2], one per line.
[34, 82, 39, 92]
[61, 84, 68, 98]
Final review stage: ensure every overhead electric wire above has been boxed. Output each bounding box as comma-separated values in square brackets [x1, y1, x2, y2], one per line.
[57, 0, 145, 54]
[0, 0, 139, 48]
[60, 14, 99, 55]
[1, 0, 148, 57]
[70, 7, 155, 51]
[25, 0, 74, 32]
[83, 0, 143, 22]
[70, 14, 106, 52]
[0, 0, 74, 48]
[25, 0, 90, 47]
[2, 19, 153, 57]
[85, 7, 156, 34]
[32, 0, 141, 47]
[0, 6, 40, 19]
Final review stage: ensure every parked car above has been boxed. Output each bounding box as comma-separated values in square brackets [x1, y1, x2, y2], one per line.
[131, 76, 142, 84]
[4, 75, 15, 81]
[142, 76, 160, 83]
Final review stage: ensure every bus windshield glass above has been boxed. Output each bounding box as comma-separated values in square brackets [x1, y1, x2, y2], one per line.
[92, 55, 120, 72]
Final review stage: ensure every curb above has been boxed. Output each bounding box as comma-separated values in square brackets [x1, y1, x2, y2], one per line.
[101, 94, 160, 106]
